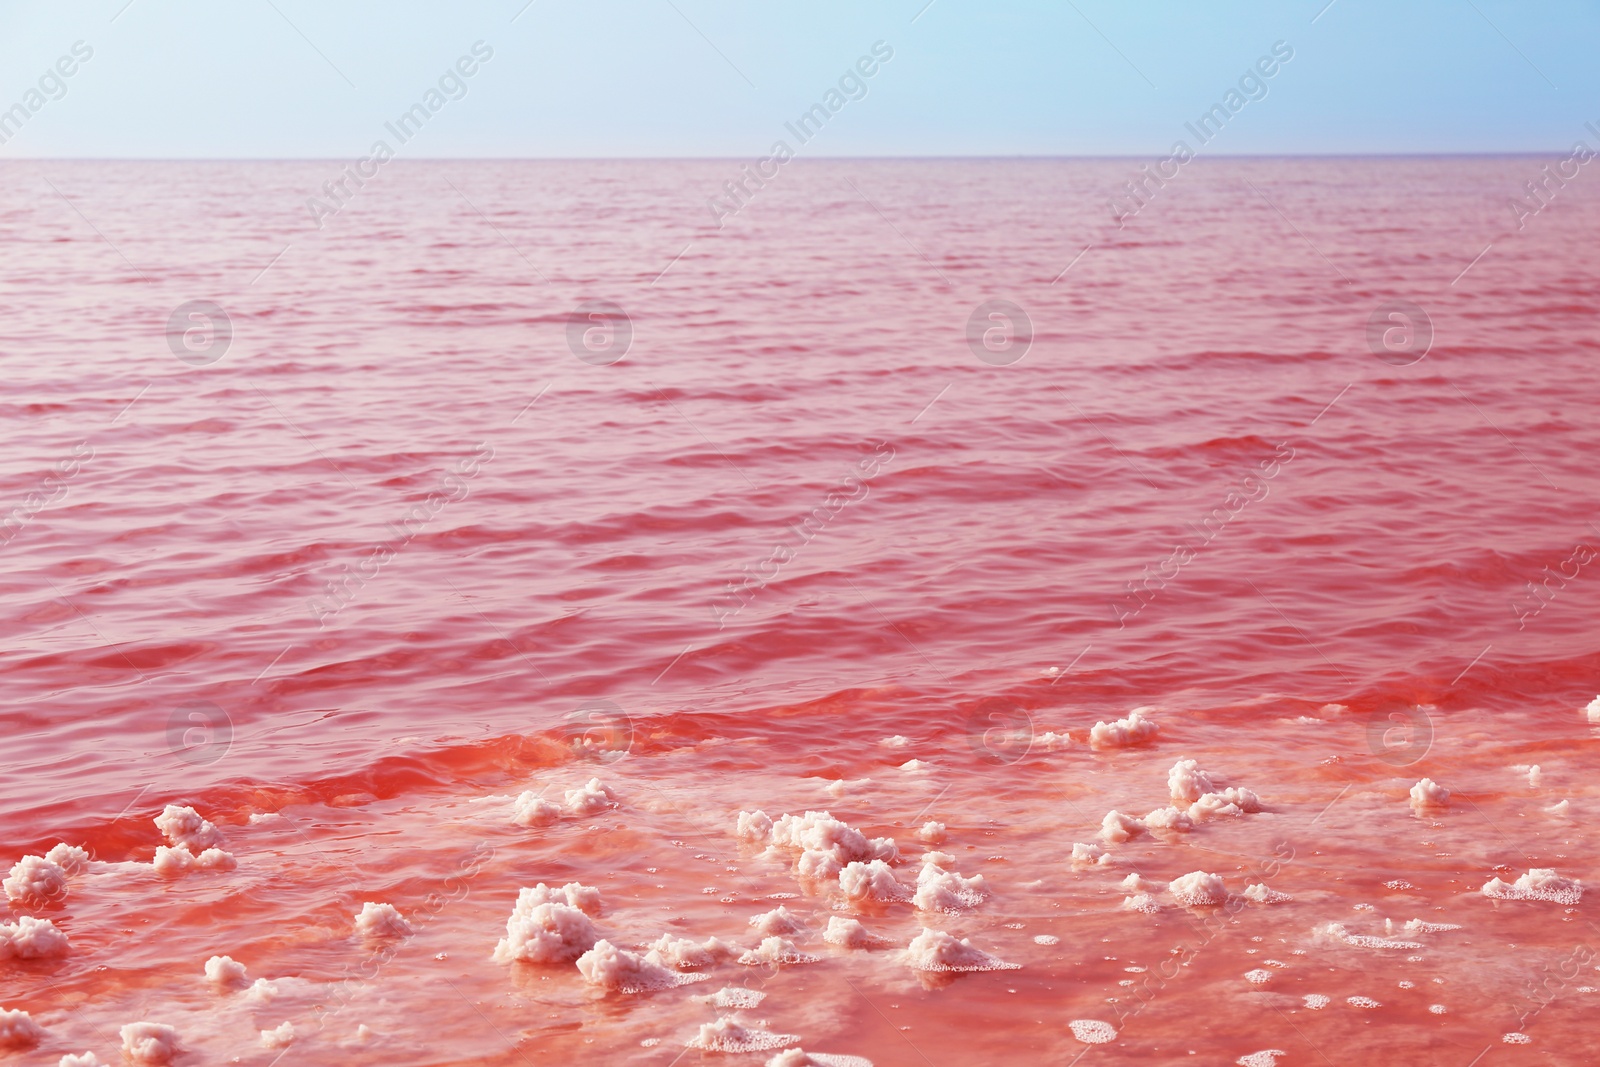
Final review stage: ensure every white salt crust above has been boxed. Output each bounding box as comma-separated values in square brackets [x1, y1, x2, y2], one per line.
[1587, 695, 1600, 723]
[1244, 884, 1291, 904]
[1546, 799, 1570, 816]
[766, 811, 897, 866]
[1187, 788, 1262, 821]
[916, 821, 946, 844]
[564, 778, 617, 816]
[841, 861, 907, 904]
[155, 805, 224, 850]
[645, 934, 743, 969]
[1482, 868, 1582, 904]
[259, 1022, 295, 1049]
[737, 811, 775, 842]
[898, 759, 931, 772]
[518, 882, 602, 916]
[1089, 708, 1159, 749]
[511, 792, 562, 827]
[1318, 922, 1422, 950]
[903, 928, 1019, 972]
[493, 899, 597, 964]
[1123, 892, 1161, 914]
[1397, 919, 1462, 935]
[1303, 994, 1330, 1009]
[152, 845, 236, 875]
[1071, 842, 1110, 866]
[739, 937, 820, 966]
[59, 1054, 106, 1067]
[0, 1008, 43, 1050]
[690, 1017, 800, 1053]
[824, 916, 889, 948]
[1068, 1019, 1117, 1044]
[577, 939, 708, 993]
[798, 850, 843, 880]
[765, 1050, 874, 1067]
[1098, 810, 1145, 845]
[1409, 778, 1450, 808]
[1346, 996, 1381, 1008]
[749, 906, 805, 936]
[1119, 873, 1160, 893]
[1143, 806, 1193, 832]
[3, 855, 67, 905]
[695, 986, 767, 1009]
[1503, 1032, 1531, 1044]
[354, 902, 413, 939]
[1035, 731, 1072, 751]
[913, 858, 985, 912]
[1243, 968, 1274, 984]
[880, 735, 912, 747]
[1168, 871, 1226, 906]
[204, 955, 249, 989]
[1034, 934, 1060, 945]
[120, 1022, 179, 1064]
[0, 915, 70, 960]
[1168, 759, 1215, 803]
[45, 843, 90, 875]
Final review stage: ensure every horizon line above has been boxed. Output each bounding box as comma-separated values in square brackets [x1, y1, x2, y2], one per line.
[0, 151, 1577, 163]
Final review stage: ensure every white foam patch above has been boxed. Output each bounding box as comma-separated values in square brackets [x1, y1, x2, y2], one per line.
[1068, 1019, 1117, 1044]
[1503, 1032, 1531, 1044]
[841, 860, 908, 904]
[916, 821, 946, 844]
[0, 915, 70, 960]
[120, 1022, 179, 1064]
[1187, 788, 1263, 821]
[1303, 994, 1330, 1009]
[155, 805, 224, 850]
[0, 1008, 43, 1050]
[1236, 1052, 1286, 1067]
[492, 898, 598, 964]
[1098, 810, 1146, 844]
[1346, 996, 1381, 1008]
[1481, 868, 1582, 904]
[152, 845, 236, 875]
[1400, 919, 1462, 935]
[1546, 799, 1570, 817]
[204, 955, 249, 990]
[1169, 871, 1226, 906]
[1243, 969, 1274, 984]
[904, 928, 1019, 973]
[645, 934, 743, 969]
[1318, 922, 1421, 950]
[766, 1051, 874, 1067]
[1587, 696, 1600, 723]
[577, 939, 709, 993]
[824, 916, 890, 948]
[695, 986, 767, 1010]
[768, 811, 897, 868]
[515, 882, 602, 916]
[58, 1053, 106, 1066]
[1089, 708, 1158, 749]
[1123, 893, 1161, 914]
[1143, 806, 1193, 832]
[259, 1022, 295, 1050]
[511, 792, 563, 827]
[1428, 1004, 1447, 1014]
[1168, 758, 1216, 803]
[736, 810, 775, 842]
[739, 937, 821, 966]
[689, 1017, 800, 1053]
[1408, 778, 1450, 808]
[44, 843, 90, 875]
[1071, 842, 1110, 866]
[1033, 934, 1060, 945]
[912, 858, 985, 912]
[880, 735, 912, 747]
[1244, 883, 1291, 904]
[749, 906, 805, 936]
[354, 902, 413, 939]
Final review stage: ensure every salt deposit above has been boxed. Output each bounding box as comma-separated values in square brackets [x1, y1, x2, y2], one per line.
[1119, 873, 1161, 892]
[119, 1022, 179, 1064]
[1527, 765, 1542, 787]
[1346, 996, 1382, 1008]
[1408, 778, 1450, 808]
[689, 1017, 801, 1053]
[577, 939, 706, 992]
[0, 915, 70, 960]
[59, 1054, 105, 1067]
[798, 850, 843, 880]
[204, 955, 249, 989]
[44, 843, 89, 875]
[1399, 919, 1462, 935]
[912, 857, 986, 912]
[749, 905, 805, 935]
[1503, 1031, 1531, 1044]
[152, 845, 236, 874]
[1236, 1052, 1286, 1067]
[1033, 934, 1060, 945]
[1243, 968, 1274, 984]
[511, 792, 563, 827]
[1035, 731, 1071, 750]
[1168, 759, 1216, 804]
[841, 860, 907, 903]
[1318, 922, 1422, 950]
[493, 899, 598, 964]
[1428, 1004, 1447, 1014]
[154, 805, 224, 850]
[1244, 884, 1291, 904]
[1168, 871, 1226, 906]
[644, 933, 742, 969]
[1546, 799, 1570, 816]
[259, 1022, 295, 1049]
[1303, 994, 1330, 1009]
[1068, 1019, 1117, 1044]
[245, 979, 278, 1003]
[1088, 708, 1159, 749]
[354, 901, 414, 939]
[1143, 806, 1193, 832]
[1098, 810, 1146, 844]
[737, 810, 775, 842]
[695, 986, 767, 1009]
[1481, 868, 1582, 904]
[1187, 788, 1263, 821]
[3, 855, 67, 905]
[824, 915, 888, 948]
[517, 882, 602, 916]
[0, 1008, 43, 1050]
[770, 811, 897, 865]
[916, 821, 946, 844]
[898, 759, 931, 772]
[1123, 892, 1161, 914]
[766, 1051, 874, 1067]
[1587, 696, 1600, 723]
[881, 735, 911, 747]
[903, 928, 1019, 972]
[739, 937, 820, 966]
[1071, 842, 1109, 865]
[564, 777, 617, 815]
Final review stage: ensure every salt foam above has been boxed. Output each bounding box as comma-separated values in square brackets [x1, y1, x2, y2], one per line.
[259, 1022, 295, 1050]
[1068, 1019, 1117, 1044]
[749, 905, 805, 935]
[1168, 759, 1216, 803]
[354, 902, 414, 939]
[904, 928, 1019, 972]
[916, 821, 946, 844]
[1243, 883, 1291, 904]
[765, 1050, 874, 1067]
[0, 1008, 43, 1050]
[44, 843, 89, 875]
[577, 939, 708, 993]
[841, 860, 908, 904]
[1481, 868, 1582, 904]
[739, 937, 821, 966]
[1408, 778, 1450, 808]
[511, 792, 563, 827]
[3, 855, 67, 905]
[59, 1053, 106, 1067]
[1098, 810, 1146, 844]
[823, 915, 889, 948]
[152, 845, 236, 875]
[645, 933, 743, 969]
[912, 857, 985, 912]
[204, 955, 250, 990]
[564, 778, 617, 816]
[154, 805, 224, 850]
[0, 915, 70, 960]
[695, 986, 767, 1009]
[492, 898, 598, 964]
[1318, 922, 1422, 950]
[119, 1022, 179, 1064]
[1237, 1052, 1287, 1067]
[1168, 871, 1226, 906]
[689, 1017, 800, 1053]
[1089, 708, 1159, 749]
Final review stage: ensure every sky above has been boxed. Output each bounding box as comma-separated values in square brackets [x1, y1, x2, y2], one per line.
[0, 0, 1596, 158]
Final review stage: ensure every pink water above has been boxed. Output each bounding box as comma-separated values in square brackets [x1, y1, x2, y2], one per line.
[3, 158, 1599, 1065]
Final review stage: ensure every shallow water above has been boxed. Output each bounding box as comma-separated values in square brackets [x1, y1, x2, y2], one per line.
[3, 157, 1599, 1065]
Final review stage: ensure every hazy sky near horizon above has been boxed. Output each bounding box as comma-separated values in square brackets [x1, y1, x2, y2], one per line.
[1, 0, 1596, 158]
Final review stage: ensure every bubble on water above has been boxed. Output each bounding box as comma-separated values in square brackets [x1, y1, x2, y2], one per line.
[1428, 1004, 1447, 1014]
[1244, 969, 1274, 984]
[1503, 1033, 1531, 1044]
[1347, 996, 1382, 1008]
[1303, 995, 1330, 1009]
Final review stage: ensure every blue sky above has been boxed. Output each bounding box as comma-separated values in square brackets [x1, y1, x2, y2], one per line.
[1, 0, 1595, 157]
